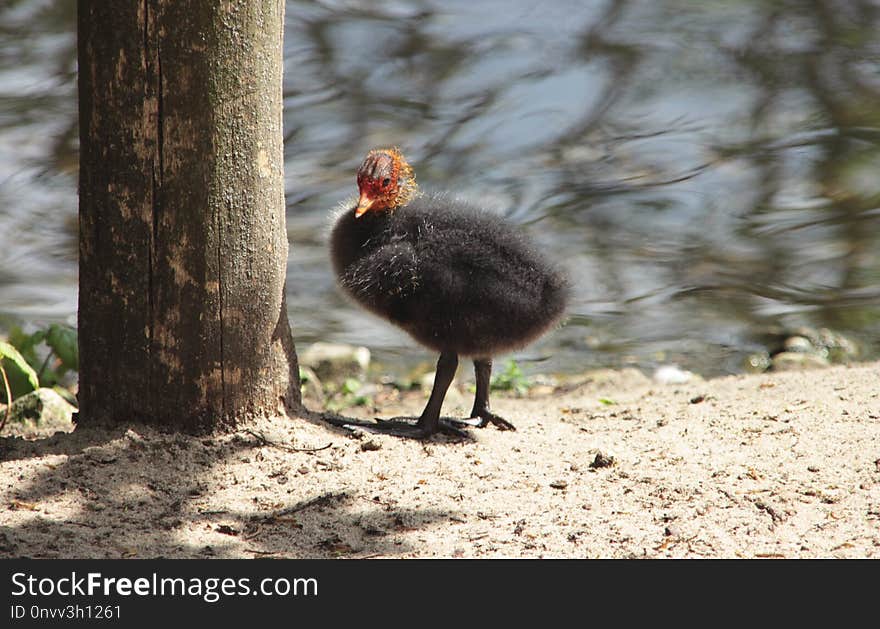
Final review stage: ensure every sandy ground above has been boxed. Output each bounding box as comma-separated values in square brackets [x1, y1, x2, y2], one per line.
[1, 362, 878, 559]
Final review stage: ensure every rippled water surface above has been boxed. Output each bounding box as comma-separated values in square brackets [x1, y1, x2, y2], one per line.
[2, 0, 880, 376]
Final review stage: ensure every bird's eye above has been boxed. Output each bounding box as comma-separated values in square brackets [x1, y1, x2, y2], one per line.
[382, 178, 391, 187]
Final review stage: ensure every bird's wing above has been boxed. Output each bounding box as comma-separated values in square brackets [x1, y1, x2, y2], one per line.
[338, 241, 421, 306]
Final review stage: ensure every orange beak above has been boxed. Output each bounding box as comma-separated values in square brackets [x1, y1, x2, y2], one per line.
[355, 191, 374, 218]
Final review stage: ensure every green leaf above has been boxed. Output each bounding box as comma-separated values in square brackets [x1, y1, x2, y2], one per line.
[490, 360, 532, 395]
[598, 397, 616, 406]
[0, 340, 39, 402]
[46, 324, 78, 372]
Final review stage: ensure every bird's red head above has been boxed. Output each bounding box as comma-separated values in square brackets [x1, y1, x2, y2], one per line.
[355, 147, 417, 217]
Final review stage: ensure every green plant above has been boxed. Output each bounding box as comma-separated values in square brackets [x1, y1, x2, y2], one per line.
[324, 377, 373, 412]
[0, 339, 39, 400]
[490, 360, 532, 396]
[0, 340, 40, 431]
[298, 366, 311, 398]
[1, 324, 79, 408]
[10, 324, 78, 386]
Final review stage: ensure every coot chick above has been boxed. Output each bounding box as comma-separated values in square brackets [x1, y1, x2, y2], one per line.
[329, 148, 569, 437]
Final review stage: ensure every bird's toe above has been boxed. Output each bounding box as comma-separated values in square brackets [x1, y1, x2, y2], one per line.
[469, 409, 517, 431]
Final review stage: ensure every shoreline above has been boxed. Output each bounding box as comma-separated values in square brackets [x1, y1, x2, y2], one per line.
[1, 360, 878, 558]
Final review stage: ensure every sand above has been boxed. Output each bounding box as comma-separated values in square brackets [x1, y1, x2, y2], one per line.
[1, 362, 878, 558]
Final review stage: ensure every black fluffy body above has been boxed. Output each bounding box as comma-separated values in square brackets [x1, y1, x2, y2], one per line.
[331, 192, 569, 358]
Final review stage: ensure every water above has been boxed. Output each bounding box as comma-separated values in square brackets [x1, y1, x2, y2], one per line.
[2, 0, 879, 378]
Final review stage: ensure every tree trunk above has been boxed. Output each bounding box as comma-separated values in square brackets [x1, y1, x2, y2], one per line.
[77, 0, 300, 431]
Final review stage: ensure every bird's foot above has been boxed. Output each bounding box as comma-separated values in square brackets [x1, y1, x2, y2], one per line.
[454, 409, 517, 431]
[320, 413, 471, 440]
[373, 417, 472, 440]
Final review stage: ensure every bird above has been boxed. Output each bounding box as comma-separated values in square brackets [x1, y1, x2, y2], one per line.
[329, 147, 569, 438]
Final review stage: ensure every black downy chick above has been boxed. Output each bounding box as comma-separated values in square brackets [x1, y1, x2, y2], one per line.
[329, 148, 569, 437]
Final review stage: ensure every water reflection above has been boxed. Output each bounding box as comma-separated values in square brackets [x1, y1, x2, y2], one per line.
[1, 0, 879, 377]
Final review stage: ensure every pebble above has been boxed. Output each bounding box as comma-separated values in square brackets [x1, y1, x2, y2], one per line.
[549, 480, 568, 489]
[783, 335, 814, 353]
[590, 452, 615, 469]
[745, 352, 772, 373]
[83, 447, 118, 464]
[653, 365, 695, 385]
[360, 439, 382, 452]
[5, 388, 76, 425]
[125, 429, 146, 446]
[762, 326, 859, 368]
[300, 342, 370, 381]
[771, 352, 830, 371]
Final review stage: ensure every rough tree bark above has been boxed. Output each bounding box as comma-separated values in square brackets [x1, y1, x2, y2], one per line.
[77, 0, 300, 431]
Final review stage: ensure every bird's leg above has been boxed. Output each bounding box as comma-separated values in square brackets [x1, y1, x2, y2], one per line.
[414, 351, 459, 434]
[364, 351, 467, 438]
[462, 358, 516, 431]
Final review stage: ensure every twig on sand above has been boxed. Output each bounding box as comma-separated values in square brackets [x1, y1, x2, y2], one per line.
[253, 492, 350, 525]
[243, 429, 332, 453]
[244, 492, 350, 542]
